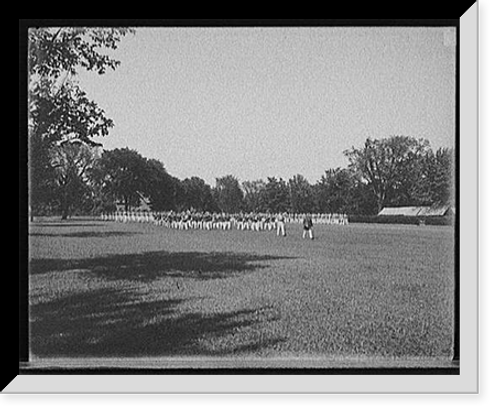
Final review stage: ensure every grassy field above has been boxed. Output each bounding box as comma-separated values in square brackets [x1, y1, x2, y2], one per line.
[27, 218, 456, 368]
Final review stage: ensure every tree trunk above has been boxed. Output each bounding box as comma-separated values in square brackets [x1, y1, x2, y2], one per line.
[377, 200, 383, 214]
[61, 206, 69, 220]
[61, 193, 70, 220]
[375, 192, 385, 213]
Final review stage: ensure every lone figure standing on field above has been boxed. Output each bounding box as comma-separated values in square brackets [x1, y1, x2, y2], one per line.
[276, 212, 286, 236]
[302, 214, 314, 240]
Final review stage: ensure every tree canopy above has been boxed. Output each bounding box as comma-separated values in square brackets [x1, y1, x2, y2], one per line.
[30, 138, 455, 218]
[28, 27, 133, 217]
[343, 136, 443, 212]
[214, 175, 244, 213]
[28, 28, 133, 146]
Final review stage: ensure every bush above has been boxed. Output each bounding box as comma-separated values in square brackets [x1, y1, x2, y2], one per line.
[348, 215, 453, 226]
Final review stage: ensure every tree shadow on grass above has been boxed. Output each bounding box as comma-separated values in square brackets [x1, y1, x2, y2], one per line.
[30, 286, 285, 358]
[30, 251, 294, 282]
[31, 221, 105, 228]
[29, 231, 140, 238]
[29, 251, 291, 358]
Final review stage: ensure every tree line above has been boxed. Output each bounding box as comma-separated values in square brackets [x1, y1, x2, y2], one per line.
[30, 138, 454, 219]
[27, 27, 455, 219]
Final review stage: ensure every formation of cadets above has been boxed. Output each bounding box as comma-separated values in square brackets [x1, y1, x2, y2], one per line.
[101, 210, 348, 231]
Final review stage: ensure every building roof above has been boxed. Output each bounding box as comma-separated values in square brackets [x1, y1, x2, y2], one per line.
[378, 205, 453, 216]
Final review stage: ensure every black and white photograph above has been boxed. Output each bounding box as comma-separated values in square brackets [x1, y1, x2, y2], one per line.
[16, 15, 481, 394]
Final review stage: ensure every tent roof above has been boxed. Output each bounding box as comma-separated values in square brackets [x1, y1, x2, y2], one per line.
[417, 205, 451, 216]
[378, 205, 452, 216]
[378, 206, 423, 216]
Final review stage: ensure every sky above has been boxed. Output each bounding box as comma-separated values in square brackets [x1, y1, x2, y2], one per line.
[78, 26, 456, 186]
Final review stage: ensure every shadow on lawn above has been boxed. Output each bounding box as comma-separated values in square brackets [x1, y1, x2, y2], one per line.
[29, 251, 291, 357]
[30, 287, 284, 358]
[30, 251, 292, 282]
[29, 231, 139, 238]
[31, 221, 105, 227]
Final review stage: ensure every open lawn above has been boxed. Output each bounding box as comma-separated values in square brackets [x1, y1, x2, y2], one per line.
[27, 218, 456, 368]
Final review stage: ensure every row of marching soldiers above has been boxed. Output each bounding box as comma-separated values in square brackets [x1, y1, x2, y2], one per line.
[101, 210, 348, 230]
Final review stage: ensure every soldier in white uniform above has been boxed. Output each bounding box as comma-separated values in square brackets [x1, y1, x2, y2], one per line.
[276, 212, 286, 236]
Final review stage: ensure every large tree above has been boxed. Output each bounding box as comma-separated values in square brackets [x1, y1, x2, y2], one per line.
[314, 168, 357, 214]
[241, 179, 266, 212]
[425, 147, 455, 206]
[213, 175, 244, 213]
[49, 138, 101, 219]
[94, 148, 150, 212]
[28, 27, 133, 216]
[261, 177, 290, 213]
[288, 174, 315, 213]
[143, 159, 181, 212]
[180, 177, 217, 212]
[344, 136, 431, 212]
